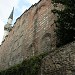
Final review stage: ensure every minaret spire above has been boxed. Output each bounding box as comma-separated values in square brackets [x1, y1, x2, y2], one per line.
[8, 7, 14, 20]
[7, 7, 14, 24]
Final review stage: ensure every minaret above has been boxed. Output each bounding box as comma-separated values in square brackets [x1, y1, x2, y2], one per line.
[8, 7, 14, 24]
[3, 7, 14, 41]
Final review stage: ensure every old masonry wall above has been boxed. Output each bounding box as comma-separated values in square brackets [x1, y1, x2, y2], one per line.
[41, 41, 75, 75]
[0, 0, 56, 70]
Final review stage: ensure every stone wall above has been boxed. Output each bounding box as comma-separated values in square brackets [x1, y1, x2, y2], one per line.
[0, 0, 75, 74]
[0, 0, 56, 70]
[41, 41, 75, 75]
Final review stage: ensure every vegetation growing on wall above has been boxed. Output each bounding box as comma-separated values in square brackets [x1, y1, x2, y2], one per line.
[52, 0, 75, 47]
[0, 52, 48, 75]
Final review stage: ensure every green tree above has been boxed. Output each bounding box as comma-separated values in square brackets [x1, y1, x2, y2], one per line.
[52, 0, 75, 47]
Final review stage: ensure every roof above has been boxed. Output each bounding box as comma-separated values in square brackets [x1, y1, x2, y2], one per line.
[8, 7, 14, 19]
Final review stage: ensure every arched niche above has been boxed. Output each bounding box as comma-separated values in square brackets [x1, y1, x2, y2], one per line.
[33, 2, 48, 19]
[41, 33, 51, 52]
[27, 43, 35, 58]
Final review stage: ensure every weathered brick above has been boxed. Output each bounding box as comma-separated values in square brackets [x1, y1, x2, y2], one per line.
[0, 0, 56, 70]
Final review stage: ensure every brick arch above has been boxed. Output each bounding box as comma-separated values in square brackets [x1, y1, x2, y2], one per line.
[33, 1, 48, 19]
[41, 33, 51, 52]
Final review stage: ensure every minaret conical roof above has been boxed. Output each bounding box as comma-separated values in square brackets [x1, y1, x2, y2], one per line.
[8, 7, 14, 20]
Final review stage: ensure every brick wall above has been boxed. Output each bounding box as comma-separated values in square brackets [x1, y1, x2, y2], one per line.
[0, 0, 56, 70]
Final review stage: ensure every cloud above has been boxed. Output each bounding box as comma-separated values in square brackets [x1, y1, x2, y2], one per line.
[0, 0, 40, 24]
[27, 0, 40, 4]
[0, 0, 19, 23]
[0, 19, 4, 45]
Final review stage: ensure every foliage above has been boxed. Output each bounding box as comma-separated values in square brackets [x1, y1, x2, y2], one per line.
[0, 52, 48, 75]
[52, 0, 75, 47]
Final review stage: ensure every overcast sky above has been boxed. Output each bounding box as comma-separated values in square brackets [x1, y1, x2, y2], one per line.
[0, 0, 39, 44]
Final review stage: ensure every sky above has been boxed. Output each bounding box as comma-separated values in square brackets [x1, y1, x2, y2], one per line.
[0, 0, 39, 44]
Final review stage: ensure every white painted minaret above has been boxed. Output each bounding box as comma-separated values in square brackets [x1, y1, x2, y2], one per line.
[3, 7, 14, 41]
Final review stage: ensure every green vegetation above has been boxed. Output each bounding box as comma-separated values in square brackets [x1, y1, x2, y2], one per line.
[0, 52, 48, 75]
[52, 0, 75, 47]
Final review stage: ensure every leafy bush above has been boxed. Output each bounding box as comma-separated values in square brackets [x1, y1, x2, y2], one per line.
[52, 0, 75, 47]
[0, 52, 48, 75]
